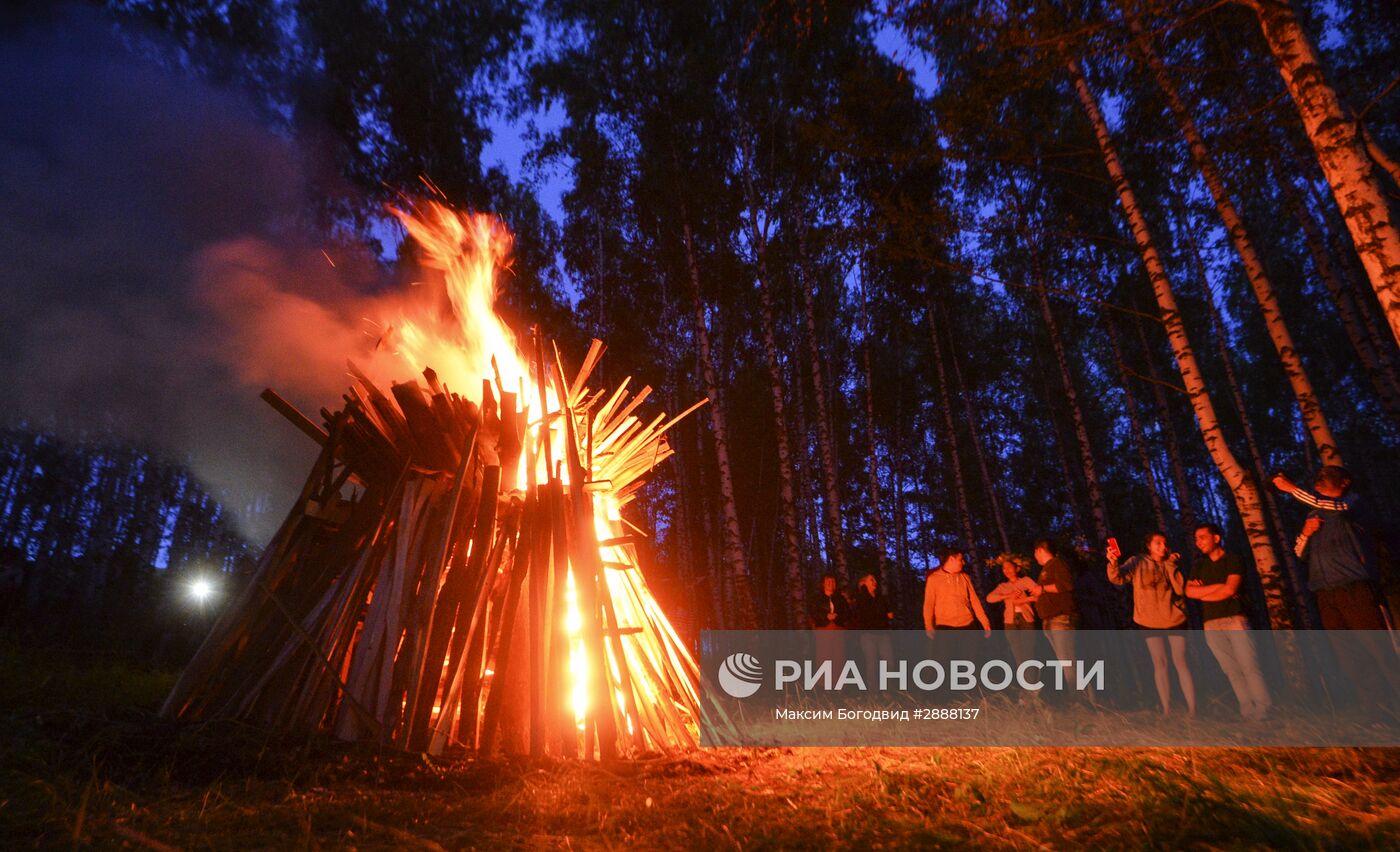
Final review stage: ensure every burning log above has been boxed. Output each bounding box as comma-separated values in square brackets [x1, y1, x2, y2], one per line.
[161, 201, 736, 757]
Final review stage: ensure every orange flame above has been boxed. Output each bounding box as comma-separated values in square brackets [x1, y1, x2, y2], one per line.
[388, 204, 520, 393]
[387, 200, 596, 733]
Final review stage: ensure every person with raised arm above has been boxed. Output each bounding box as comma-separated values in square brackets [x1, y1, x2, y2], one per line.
[1272, 466, 1381, 630]
[1274, 466, 1400, 710]
[1108, 532, 1197, 717]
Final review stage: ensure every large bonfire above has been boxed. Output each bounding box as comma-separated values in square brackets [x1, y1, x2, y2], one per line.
[162, 201, 727, 758]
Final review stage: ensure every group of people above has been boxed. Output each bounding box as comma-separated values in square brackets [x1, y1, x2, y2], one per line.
[808, 465, 1397, 721]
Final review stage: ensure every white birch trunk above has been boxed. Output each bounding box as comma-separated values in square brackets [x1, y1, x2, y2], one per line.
[1249, 0, 1400, 348]
[1135, 21, 1341, 463]
[740, 159, 805, 626]
[680, 217, 757, 628]
[1071, 58, 1294, 631]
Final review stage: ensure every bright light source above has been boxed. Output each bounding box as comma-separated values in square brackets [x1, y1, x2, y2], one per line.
[188, 577, 216, 604]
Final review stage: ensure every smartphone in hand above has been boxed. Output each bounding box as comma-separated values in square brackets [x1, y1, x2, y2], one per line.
[1107, 537, 1121, 560]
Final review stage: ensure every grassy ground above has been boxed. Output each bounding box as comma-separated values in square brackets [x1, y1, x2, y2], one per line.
[3, 644, 1398, 850]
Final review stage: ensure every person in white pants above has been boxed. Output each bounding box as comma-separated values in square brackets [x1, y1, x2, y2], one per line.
[1186, 523, 1271, 722]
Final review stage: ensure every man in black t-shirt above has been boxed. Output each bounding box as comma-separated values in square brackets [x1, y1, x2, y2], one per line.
[1186, 523, 1271, 721]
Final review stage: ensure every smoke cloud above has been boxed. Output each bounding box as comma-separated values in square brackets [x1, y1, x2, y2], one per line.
[0, 10, 414, 543]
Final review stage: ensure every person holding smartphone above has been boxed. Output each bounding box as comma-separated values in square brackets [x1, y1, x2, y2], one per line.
[1108, 532, 1197, 717]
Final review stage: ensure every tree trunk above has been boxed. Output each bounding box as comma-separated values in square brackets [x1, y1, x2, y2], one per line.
[1035, 343, 1091, 545]
[788, 334, 822, 590]
[1361, 123, 1400, 191]
[1283, 180, 1400, 423]
[946, 303, 1012, 554]
[740, 162, 805, 627]
[925, 294, 979, 574]
[1283, 131, 1400, 373]
[1200, 264, 1317, 628]
[1136, 21, 1341, 463]
[670, 383, 719, 630]
[913, 421, 938, 572]
[1132, 305, 1194, 537]
[1104, 310, 1169, 533]
[1071, 57, 1294, 631]
[892, 377, 914, 616]
[857, 270, 892, 580]
[1032, 256, 1111, 543]
[1250, 0, 1400, 348]
[796, 220, 851, 583]
[1178, 211, 1316, 625]
[1333, 226, 1400, 373]
[680, 215, 757, 629]
[892, 454, 911, 619]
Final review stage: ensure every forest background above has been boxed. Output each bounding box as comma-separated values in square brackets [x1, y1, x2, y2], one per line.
[2, 0, 1399, 651]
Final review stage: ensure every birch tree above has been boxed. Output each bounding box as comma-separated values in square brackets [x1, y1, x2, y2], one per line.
[739, 140, 805, 626]
[1245, 0, 1400, 348]
[680, 212, 758, 628]
[1070, 57, 1295, 631]
[1131, 16, 1342, 463]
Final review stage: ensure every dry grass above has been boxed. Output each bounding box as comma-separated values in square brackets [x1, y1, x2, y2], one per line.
[2, 644, 1398, 850]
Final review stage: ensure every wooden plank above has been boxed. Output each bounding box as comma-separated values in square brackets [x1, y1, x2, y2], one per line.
[532, 331, 554, 479]
[546, 482, 576, 758]
[596, 386, 653, 440]
[527, 485, 550, 759]
[392, 381, 455, 469]
[598, 535, 646, 548]
[590, 379, 633, 434]
[400, 440, 479, 747]
[477, 497, 534, 755]
[406, 461, 492, 749]
[567, 338, 607, 403]
[596, 570, 645, 753]
[261, 388, 329, 445]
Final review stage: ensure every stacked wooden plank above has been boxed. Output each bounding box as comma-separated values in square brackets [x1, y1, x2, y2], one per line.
[161, 335, 734, 758]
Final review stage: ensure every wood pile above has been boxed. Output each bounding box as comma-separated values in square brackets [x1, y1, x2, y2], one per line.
[161, 334, 733, 758]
